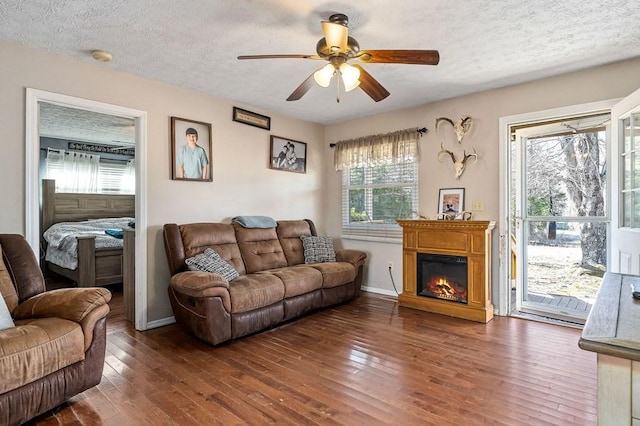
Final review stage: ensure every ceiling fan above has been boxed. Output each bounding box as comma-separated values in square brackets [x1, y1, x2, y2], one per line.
[238, 13, 440, 102]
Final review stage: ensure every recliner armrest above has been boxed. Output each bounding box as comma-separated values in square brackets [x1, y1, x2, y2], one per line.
[12, 287, 112, 351]
[170, 271, 231, 313]
[335, 249, 367, 267]
[12, 288, 111, 323]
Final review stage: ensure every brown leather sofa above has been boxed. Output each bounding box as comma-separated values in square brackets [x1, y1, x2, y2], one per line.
[0, 234, 111, 426]
[163, 219, 367, 345]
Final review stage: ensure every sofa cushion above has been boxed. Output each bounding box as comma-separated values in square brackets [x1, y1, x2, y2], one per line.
[276, 220, 313, 266]
[301, 236, 336, 263]
[0, 317, 85, 394]
[228, 274, 285, 314]
[260, 265, 323, 298]
[233, 225, 288, 274]
[179, 223, 246, 275]
[308, 262, 357, 288]
[185, 248, 239, 281]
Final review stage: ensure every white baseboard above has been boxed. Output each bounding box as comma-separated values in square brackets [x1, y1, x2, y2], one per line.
[361, 286, 399, 297]
[146, 316, 176, 329]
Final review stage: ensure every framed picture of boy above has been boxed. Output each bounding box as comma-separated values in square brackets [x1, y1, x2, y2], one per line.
[171, 117, 212, 181]
[269, 135, 307, 174]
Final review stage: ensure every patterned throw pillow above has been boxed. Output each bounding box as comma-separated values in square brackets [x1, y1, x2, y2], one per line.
[0, 295, 14, 331]
[185, 248, 239, 281]
[301, 236, 336, 264]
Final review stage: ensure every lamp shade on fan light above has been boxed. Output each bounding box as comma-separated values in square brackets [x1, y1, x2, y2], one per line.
[313, 63, 360, 91]
[339, 63, 360, 91]
[313, 64, 335, 87]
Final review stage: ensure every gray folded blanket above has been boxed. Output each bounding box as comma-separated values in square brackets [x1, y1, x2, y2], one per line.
[231, 215, 277, 228]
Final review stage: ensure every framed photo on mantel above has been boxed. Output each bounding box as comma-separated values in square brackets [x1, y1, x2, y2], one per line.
[438, 188, 465, 216]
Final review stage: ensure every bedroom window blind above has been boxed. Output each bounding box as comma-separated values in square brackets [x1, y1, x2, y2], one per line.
[45, 149, 134, 194]
[98, 160, 135, 194]
[335, 128, 420, 240]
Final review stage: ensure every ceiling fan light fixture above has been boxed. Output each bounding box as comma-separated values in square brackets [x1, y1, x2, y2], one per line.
[313, 63, 335, 87]
[339, 63, 360, 92]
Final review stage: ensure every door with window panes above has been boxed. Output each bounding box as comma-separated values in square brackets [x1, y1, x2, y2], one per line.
[611, 87, 640, 274]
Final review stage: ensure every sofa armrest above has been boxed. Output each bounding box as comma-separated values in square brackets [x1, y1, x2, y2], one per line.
[12, 288, 112, 351]
[335, 249, 367, 267]
[170, 271, 232, 313]
[12, 288, 111, 322]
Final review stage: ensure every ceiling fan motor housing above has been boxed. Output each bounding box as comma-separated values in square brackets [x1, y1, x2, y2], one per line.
[316, 36, 360, 58]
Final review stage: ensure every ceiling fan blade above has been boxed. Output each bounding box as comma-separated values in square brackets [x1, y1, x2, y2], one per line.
[357, 50, 440, 65]
[238, 54, 322, 60]
[352, 65, 390, 102]
[286, 73, 316, 101]
[321, 21, 348, 52]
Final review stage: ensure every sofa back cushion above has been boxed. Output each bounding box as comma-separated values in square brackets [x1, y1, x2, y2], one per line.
[178, 223, 246, 275]
[276, 220, 315, 266]
[233, 224, 287, 274]
[0, 244, 19, 314]
[0, 235, 44, 307]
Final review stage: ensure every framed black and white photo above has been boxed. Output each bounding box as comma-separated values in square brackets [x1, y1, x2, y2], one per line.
[171, 117, 212, 181]
[269, 135, 307, 174]
[438, 188, 465, 216]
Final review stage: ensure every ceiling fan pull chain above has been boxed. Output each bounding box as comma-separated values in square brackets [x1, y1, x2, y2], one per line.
[336, 70, 341, 103]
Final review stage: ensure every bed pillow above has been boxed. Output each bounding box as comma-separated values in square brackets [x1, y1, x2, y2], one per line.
[0, 296, 14, 331]
[185, 248, 239, 281]
[301, 236, 336, 264]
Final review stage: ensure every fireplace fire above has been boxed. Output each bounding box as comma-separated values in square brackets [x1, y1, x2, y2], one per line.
[417, 253, 468, 304]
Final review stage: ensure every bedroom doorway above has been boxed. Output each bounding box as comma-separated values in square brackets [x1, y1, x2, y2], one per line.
[25, 89, 149, 330]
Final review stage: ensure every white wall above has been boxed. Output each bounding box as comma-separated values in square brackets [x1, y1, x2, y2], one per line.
[324, 57, 640, 312]
[0, 39, 324, 322]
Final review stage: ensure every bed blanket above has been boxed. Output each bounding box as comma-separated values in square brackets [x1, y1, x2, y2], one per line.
[43, 217, 134, 269]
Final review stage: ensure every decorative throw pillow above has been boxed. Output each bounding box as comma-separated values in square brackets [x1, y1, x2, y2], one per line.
[301, 236, 336, 264]
[185, 248, 239, 281]
[0, 296, 15, 331]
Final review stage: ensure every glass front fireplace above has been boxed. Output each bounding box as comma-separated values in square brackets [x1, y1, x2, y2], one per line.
[417, 253, 468, 304]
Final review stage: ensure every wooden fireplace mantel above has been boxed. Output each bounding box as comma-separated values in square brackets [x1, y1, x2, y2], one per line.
[396, 220, 495, 323]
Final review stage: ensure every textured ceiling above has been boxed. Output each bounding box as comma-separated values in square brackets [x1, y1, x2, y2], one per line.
[2, 1, 640, 125]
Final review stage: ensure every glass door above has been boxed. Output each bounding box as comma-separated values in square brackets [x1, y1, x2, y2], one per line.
[512, 113, 609, 323]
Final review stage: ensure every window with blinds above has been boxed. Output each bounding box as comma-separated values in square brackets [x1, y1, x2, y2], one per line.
[98, 160, 135, 194]
[341, 160, 418, 240]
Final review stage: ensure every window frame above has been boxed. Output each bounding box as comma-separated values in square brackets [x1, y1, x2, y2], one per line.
[341, 159, 418, 241]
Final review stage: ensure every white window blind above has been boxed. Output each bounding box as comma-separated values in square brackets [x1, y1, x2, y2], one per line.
[335, 127, 420, 240]
[342, 161, 418, 239]
[45, 149, 134, 194]
[98, 160, 135, 194]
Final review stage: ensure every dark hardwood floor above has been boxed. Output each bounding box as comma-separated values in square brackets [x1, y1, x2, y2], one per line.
[31, 290, 597, 425]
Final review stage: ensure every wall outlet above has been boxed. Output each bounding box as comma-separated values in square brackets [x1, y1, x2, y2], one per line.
[472, 200, 484, 212]
[388, 261, 393, 270]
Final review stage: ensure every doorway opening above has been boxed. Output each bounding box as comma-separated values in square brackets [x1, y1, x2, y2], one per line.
[505, 108, 610, 324]
[25, 89, 148, 330]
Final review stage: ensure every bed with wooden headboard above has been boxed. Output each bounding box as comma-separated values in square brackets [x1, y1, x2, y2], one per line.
[41, 178, 135, 287]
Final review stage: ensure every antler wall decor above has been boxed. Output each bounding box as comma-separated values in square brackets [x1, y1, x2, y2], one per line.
[438, 143, 478, 180]
[436, 116, 473, 143]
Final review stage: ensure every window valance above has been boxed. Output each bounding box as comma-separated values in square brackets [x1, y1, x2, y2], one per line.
[333, 127, 420, 171]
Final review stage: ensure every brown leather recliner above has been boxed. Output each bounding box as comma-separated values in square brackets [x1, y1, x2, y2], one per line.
[0, 234, 111, 426]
